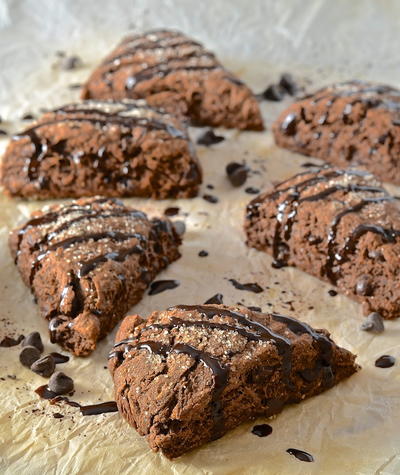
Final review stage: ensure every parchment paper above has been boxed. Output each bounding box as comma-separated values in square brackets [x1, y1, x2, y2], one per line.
[1, 1, 400, 474]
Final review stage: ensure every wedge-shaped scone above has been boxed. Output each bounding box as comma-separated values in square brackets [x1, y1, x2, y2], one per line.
[109, 304, 358, 458]
[9, 197, 181, 356]
[81, 29, 263, 130]
[273, 81, 400, 184]
[245, 166, 400, 319]
[1, 100, 202, 199]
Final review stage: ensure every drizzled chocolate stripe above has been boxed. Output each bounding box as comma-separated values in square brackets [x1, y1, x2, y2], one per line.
[17, 110, 186, 181]
[16, 198, 113, 257]
[172, 305, 293, 379]
[33, 209, 145, 252]
[111, 339, 228, 439]
[29, 231, 144, 286]
[125, 62, 219, 90]
[77, 244, 144, 278]
[105, 38, 204, 65]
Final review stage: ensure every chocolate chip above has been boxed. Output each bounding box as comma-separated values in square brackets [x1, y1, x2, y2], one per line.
[226, 162, 248, 187]
[245, 187, 260, 195]
[360, 312, 384, 333]
[355, 275, 373, 296]
[279, 73, 298, 96]
[53, 413, 64, 419]
[203, 194, 219, 204]
[21, 113, 35, 121]
[173, 220, 186, 236]
[0, 335, 24, 347]
[247, 306, 262, 312]
[48, 372, 74, 395]
[197, 129, 225, 146]
[19, 346, 41, 367]
[204, 293, 224, 304]
[22, 332, 44, 353]
[328, 289, 337, 297]
[164, 207, 180, 217]
[260, 84, 285, 101]
[281, 113, 297, 136]
[375, 355, 395, 368]
[31, 355, 56, 377]
[60, 55, 82, 71]
[0, 129, 7, 136]
[198, 250, 208, 257]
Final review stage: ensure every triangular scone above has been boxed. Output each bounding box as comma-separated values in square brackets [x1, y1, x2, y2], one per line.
[109, 304, 358, 458]
[245, 166, 400, 319]
[1, 100, 201, 199]
[81, 30, 264, 131]
[9, 197, 181, 356]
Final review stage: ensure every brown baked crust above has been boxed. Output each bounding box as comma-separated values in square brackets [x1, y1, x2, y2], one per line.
[9, 197, 181, 356]
[272, 81, 400, 184]
[1, 100, 202, 199]
[81, 29, 264, 131]
[109, 304, 358, 458]
[245, 166, 400, 319]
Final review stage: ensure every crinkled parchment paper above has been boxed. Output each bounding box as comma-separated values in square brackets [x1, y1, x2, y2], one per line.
[1, 1, 400, 474]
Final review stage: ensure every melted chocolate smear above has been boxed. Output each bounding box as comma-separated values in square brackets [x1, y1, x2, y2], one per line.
[50, 352, 70, 364]
[375, 355, 395, 368]
[148, 280, 180, 295]
[301, 162, 322, 168]
[229, 279, 263, 293]
[252, 423, 273, 437]
[245, 187, 260, 195]
[164, 207, 180, 217]
[0, 335, 24, 347]
[287, 448, 314, 462]
[328, 289, 338, 297]
[35, 384, 59, 400]
[198, 250, 208, 257]
[80, 401, 118, 416]
[203, 194, 219, 204]
[197, 129, 225, 146]
[204, 293, 224, 304]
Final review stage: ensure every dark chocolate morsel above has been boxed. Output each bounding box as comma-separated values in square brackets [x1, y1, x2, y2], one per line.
[355, 275, 373, 296]
[204, 293, 224, 304]
[198, 250, 208, 257]
[226, 162, 248, 187]
[360, 312, 384, 333]
[287, 448, 314, 462]
[148, 280, 180, 296]
[197, 129, 225, 146]
[53, 413, 64, 419]
[0, 129, 7, 136]
[48, 371, 74, 395]
[30, 354, 56, 377]
[279, 73, 298, 96]
[0, 334, 24, 347]
[50, 352, 70, 364]
[21, 113, 35, 121]
[203, 194, 219, 204]
[164, 207, 180, 217]
[245, 186, 260, 195]
[173, 220, 186, 236]
[22, 331, 44, 353]
[19, 345, 41, 367]
[251, 423, 273, 437]
[260, 84, 285, 102]
[375, 355, 395, 368]
[328, 289, 337, 297]
[229, 278, 263, 293]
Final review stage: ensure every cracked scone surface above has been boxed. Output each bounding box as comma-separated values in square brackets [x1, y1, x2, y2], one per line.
[1, 99, 202, 199]
[109, 304, 358, 459]
[81, 29, 264, 130]
[9, 197, 181, 356]
[245, 166, 400, 319]
[272, 81, 400, 184]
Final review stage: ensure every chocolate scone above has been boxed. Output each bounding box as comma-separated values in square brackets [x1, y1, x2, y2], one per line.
[1, 100, 202, 199]
[81, 29, 263, 130]
[9, 197, 181, 356]
[273, 81, 400, 184]
[109, 304, 358, 458]
[245, 166, 400, 319]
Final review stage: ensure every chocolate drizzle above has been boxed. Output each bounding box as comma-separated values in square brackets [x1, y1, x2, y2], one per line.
[110, 304, 337, 442]
[14, 101, 187, 184]
[248, 168, 399, 280]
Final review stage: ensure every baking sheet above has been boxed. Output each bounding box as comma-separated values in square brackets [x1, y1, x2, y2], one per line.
[1, 1, 400, 474]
